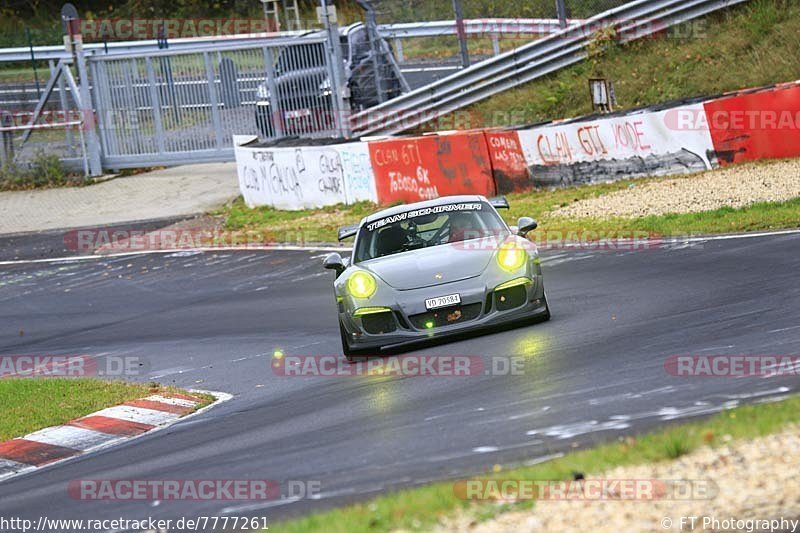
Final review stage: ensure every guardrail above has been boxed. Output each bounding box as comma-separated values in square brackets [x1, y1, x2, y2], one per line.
[0, 19, 566, 63]
[350, 0, 750, 136]
[377, 18, 568, 39]
[0, 32, 311, 63]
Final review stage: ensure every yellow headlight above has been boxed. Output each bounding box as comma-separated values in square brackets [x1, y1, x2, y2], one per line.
[497, 241, 528, 271]
[347, 271, 377, 299]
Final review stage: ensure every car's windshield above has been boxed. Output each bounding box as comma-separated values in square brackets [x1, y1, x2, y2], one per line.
[354, 202, 508, 263]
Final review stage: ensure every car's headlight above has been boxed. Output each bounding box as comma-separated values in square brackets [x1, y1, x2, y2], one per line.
[256, 83, 271, 100]
[319, 79, 332, 97]
[497, 241, 528, 272]
[348, 271, 377, 299]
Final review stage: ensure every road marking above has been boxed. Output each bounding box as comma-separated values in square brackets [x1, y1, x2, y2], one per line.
[124, 399, 195, 416]
[143, 394, 199, 408]
[22, 426, 122, 451]
[0, 458, 35, 478]
[0, 439, 80, 466]
[768, 325, 800, 333]
[68, 416, 155, 436]
[90, 405, 182, 426]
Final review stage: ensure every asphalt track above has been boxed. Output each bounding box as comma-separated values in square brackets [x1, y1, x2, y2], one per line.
[1, 231, 799, 530]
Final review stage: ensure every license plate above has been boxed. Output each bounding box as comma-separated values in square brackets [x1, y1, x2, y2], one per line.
[425, 293, 461, 310]
[285, 109, 312, 120]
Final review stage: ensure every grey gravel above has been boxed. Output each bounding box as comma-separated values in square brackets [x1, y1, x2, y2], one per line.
[550, 159, 800, 219]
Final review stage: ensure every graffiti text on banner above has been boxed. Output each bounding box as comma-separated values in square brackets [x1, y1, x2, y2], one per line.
[235, 138, 377, 209]
[484, 130, 532, 194]
[516, 104, 716, 186]
[368, 132, 496, 204]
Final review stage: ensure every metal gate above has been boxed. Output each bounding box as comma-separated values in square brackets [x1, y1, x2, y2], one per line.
[89, 36, 347, 169]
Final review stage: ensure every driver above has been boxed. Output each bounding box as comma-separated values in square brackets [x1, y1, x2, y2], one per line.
[448, 211, 479, 243]
[376, 225, 408, 257]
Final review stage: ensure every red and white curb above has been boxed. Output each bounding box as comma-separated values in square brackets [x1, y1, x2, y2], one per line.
[0, 390, 231, 483]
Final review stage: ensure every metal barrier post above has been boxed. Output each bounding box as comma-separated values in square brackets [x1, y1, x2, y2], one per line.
[452, 0, 470, 68]
[75, 44, 103, 175]
[203, 52, 225, 150]
[262, 47, 284, 138]
[556, 0, 568, 29]
[51, 59, 75, 156]
[321, 0, 350, 137]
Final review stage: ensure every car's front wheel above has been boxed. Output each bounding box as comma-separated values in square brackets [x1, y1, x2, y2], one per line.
[339, 320, 373, 363]
[539, 292, 551, 322]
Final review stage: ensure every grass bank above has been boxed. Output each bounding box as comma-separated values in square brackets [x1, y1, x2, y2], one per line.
[439, 0, 800, 129]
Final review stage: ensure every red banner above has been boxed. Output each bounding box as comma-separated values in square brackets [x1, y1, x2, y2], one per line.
[367, 132, 496, 204]
[704, 82, 800, 165]
[484, 130, 532, 193]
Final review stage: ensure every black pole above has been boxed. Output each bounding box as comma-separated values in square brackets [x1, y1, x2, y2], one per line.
[26, 28, 42, 98]
[452, 0, 470, 68]
[555, 0, 568, 29]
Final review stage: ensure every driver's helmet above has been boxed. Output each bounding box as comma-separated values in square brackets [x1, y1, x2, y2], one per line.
[449, 211, 479, 243]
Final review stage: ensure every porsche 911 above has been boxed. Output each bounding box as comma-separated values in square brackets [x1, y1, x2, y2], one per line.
[323, 195, 550, 360]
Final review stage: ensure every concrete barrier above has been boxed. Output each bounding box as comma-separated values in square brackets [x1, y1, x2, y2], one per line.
[234, 79, 800, 209]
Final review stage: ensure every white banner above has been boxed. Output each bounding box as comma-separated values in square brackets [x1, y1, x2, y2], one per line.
[337, 142, 378, 204]
[516, 104, 717, 183]
[235, 143, 344, 210]
[235, 138, 378, 209]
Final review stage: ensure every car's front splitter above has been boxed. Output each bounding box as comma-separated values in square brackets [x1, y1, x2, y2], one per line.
[340, 277, 547, 353]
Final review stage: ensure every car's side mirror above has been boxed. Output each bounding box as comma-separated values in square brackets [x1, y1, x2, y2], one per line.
[323, 253, 346, 276]
[517, 217, 538, 237]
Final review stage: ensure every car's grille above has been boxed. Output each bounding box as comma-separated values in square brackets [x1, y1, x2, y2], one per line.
[362, 312, 397, 335]
[408, 303, 482, 330]
[495, 285, 527, 311]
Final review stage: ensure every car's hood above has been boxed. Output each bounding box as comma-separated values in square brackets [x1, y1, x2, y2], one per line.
[361, 243, 495, 290]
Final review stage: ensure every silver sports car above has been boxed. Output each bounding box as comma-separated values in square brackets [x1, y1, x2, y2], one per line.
[323, 195, 550, 360]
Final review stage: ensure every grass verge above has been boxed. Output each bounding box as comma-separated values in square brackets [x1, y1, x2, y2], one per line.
[0, 378, 212, 442]
[220, 163, 800, 244]
[432, 0, 800, 130]
[274, 394, 800, 532]
[0, 153, 84, 191]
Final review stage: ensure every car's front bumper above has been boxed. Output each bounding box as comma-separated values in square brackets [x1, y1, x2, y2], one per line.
[339, 272, 547, 352]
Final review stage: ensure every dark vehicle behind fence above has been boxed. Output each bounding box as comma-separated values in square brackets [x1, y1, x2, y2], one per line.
[255, 23, 403, 138]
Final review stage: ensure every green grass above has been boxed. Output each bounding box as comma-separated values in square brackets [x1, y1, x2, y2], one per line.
[431, 0, 800, 129]
[398, 35, 536, 62]
[0, 153, 85, 191]
[220, 199, 381, 244]
[274, 394, 800, 532]
[0, 379, 156, 441]
[220, 160, 800, 244]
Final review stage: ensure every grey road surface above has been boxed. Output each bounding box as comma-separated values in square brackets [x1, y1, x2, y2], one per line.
[0, 231, 798, 529]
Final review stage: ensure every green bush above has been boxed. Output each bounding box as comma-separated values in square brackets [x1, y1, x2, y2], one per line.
[0, 152, 80, 190]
